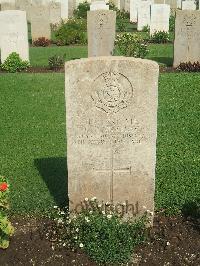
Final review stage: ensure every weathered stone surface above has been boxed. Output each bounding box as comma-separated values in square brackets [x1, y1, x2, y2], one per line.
[15, 0, 31, 21]
[0, 0, 16, 10]
[30, 1, 51, 41]
[68, 0, 76, 17]
[124, 0, 130, 12]
[120, 0, 125, 10]
[177, 0, 182, 9]
[50, 0, 61, 24]
[137, 1, 151, 31]
[65, 56, 159, 220]
[61, 0, 68, 20]
[130, 0, 140, 22]
[150, 4, 170, 35]
[87, 10, 116, 57]
[182, 0, 196, 10]
[173, 10, 200, 67]
[0, 10, 29, 62]
[90, 1, 109, 10]
[165, 0, 177, 9]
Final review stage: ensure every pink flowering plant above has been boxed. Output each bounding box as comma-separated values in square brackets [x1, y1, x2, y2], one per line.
[0, 176, 14, 249]
[54, 198, 148, 264]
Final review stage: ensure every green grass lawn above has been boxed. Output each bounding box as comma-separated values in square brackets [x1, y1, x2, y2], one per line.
[0, 72, 199, 215]
[30, 44, 173, 67]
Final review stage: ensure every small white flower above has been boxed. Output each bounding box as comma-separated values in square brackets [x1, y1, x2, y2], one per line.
[79, 243, 84, 248]
[75, 228, 79, 232]
[53, 206, 58, 209]
[98, 204, 102, 208]
[102, 211, 105, 215]
[91, 197, 96, 201]
[107, 214, 112, 219]
[166, 241, 170, 246]
[85, 217, 90, 222]
[84, 197, 88, 202]
[60, 211, 65, 215]
[89, 210, 93, 214]
[74, 236, 78, 239]
[63, 243, 66, 247]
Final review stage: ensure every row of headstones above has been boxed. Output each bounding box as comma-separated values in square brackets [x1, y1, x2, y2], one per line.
[0, 9, 199, 65]
[0, 0, 69, 23]
[131, 1, 199, 31]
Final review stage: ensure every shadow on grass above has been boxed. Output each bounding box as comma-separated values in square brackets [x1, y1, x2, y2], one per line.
[34, 157, 68, 208]
[148, 57, 173, 67]
[182, 199, 200, 232]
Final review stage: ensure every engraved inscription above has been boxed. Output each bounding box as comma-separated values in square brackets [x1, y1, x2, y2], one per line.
[91, 72, 133, 114]
[95, 13, 109, 30]
[74, 117, 145, 146]
[183, 14, 197, 40]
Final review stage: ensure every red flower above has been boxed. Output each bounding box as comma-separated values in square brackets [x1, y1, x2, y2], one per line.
[0, 182, 8, 192]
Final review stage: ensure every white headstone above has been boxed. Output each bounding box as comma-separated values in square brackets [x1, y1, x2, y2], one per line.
[173, 10, 200, 67]
[137, 1, 151, 31]
[177, 0, 182, 8]
[90, 1, 109, 10]
[130, 0, 140, 22]
[124, 0, 130, 11]
[0, 10, 29, 63]
[150, 4, 170, 35]
[30, 1, 51, 41]
[15, 0, 31, 22]
[50, 0, 61, 24]
[65, 57, 159, 222]
[87, 10, 116, 57]
[0, 0, 16, 10]
[61, 0, 68, 20]
[182, 0, 196, 10]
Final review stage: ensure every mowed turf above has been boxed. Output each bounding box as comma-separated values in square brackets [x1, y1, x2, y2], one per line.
[0, 73, 199, 215]
[30, 44, 173, 67]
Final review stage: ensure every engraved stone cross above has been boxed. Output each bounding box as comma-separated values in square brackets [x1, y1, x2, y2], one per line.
[93, 150, 131, 202]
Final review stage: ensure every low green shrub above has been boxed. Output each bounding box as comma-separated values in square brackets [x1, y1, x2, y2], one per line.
[117, 19, 127, 32]
[33, 37, 51, 47]
[54, 198, 148, 264]
[73, 2, 90, 19]
[1, 52, 30, 73]
[150, 31, 170, 44]
[142, 25, 150, 33]
[48, 54, 66, 70]
[0, 176, 14, 249]
[177, 61, 200, 72]
[169, 15, 175, 32]
[115, 33, 149, 58]
[54, 19, 87, 46]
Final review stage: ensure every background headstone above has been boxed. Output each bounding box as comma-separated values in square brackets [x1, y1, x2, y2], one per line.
[173, 10, 200, 66]
[61, 0, 68, 20]
[177, 0, 182, 9]
[137, 1, 151, 31]
[15, 0, 31, 21]
[130, 0, 140, 22]
[0, 0, 16, 10]
[150, 4, 170, 35]
[124, 0, 130, 12]
[65, 57, 159, 220]
[90, 1, 109, 10]
[0, 10, 29, 63]
[30, 1, 51, 41]
[50, 0, 61, 24]
[87, 10, 116, 57]
[182, 0, 196, 10]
